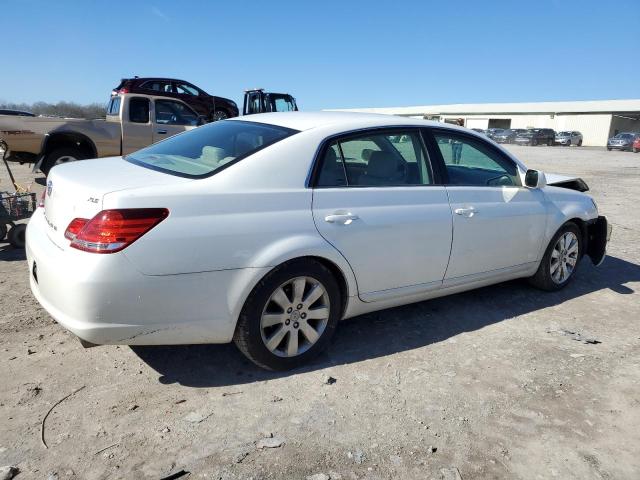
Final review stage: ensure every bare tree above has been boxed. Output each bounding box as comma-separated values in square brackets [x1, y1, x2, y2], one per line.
[0, 100, 106, 119]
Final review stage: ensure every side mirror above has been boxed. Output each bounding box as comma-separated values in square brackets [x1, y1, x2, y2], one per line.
[197, 115, 207, 126]
[525, 169, 547, 188]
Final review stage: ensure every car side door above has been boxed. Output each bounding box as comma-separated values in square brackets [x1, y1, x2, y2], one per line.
[121, 96, 153, 154]
[426, 128, 548, 282]
[152, 98, 200, 143]
[312, 128, 453, 302]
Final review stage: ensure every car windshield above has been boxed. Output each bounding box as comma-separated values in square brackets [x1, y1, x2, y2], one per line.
[126, 120, 298, 178]
[614, 133, 633, 139]
[557, 132, 570, 136]
[520, 131, 535, 136]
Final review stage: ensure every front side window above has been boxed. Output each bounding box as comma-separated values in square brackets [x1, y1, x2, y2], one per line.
[433, 131, 520, 187]
[129, 97, 149, 123]
[316, 131, 432, 187]
[127, 120, 297, 177]
[155, 99, 199, 126]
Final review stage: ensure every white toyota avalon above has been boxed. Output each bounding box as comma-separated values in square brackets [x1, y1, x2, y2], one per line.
[26, 112, 610, 370]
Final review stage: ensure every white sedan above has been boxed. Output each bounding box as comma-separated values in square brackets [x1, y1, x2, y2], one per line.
[26, 113, 610, 370]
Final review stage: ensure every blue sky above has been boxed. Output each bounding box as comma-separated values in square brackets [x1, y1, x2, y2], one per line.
[2, 0, 639, 110]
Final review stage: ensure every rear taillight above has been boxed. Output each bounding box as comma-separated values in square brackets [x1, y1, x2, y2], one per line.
[118, 87, 130, 94]
[64, 218, 89, 241]
[67, 208, 168, 253]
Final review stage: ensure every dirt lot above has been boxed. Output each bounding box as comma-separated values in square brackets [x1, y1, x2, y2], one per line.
[1, 145, 639, 480]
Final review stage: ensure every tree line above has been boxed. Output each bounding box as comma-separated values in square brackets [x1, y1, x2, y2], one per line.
[0, 101, 106, 119]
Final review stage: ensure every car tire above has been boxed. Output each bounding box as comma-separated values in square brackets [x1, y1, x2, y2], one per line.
[633, 147, 639, 153]
[607, 147, 612, 151]
[41, 148, 84, 176]
[547, 139, 553, 146]
[8, 223, 26, 249]
[577, 140, 582, 146]
[531, 139, 537, 146]
[212, 110, 229, 122]
[528, 222, 582, 292]
[233, 258, 342, 370]
[0, 223, 7, 241]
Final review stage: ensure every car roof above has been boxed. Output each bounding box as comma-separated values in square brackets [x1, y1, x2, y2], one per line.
[228, 111, 448, 132]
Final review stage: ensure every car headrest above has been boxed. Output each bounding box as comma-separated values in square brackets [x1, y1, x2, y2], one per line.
[367, 151, 398, 178]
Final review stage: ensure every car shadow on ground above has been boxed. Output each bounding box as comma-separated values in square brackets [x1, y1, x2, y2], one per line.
[133, 255, 640, 388]
[0, 244, 26, 261]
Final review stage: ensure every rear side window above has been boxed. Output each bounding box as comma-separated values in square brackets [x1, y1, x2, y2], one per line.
[129, 97, 149, 123]
[316, 130, 432, 187]
[126, 120, 298, 178]
[142, 81, 173, 93]
[107, 97, 121, 116]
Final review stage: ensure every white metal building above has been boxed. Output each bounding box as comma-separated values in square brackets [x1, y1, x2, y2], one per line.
[329, 100, 640, 147]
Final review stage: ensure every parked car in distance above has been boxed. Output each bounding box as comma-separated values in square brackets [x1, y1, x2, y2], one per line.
[0, 109, 35, 117]
[485, 128, 505, 140]
[493, 128, 527, 144]
[0, 93, 204, 175]
[26, 112, 610, 370]
[515, 128, 556, 146]
[633, 136, 640, 153]
[112, 77, 239, 122]
[555, 131, 583, 146]
[607, 132, 638, 151]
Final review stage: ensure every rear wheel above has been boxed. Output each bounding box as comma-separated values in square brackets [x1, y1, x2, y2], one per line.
[234, 259, 341, 370]
[547, 138, 553, 146]
[577, 140, 582, 146]
[41, 148, 84, 176]
[531, 139, 538, 146]
[529, 222, 582, 291]
[8, 223, 26, 249]
[0, 223, 7, 241]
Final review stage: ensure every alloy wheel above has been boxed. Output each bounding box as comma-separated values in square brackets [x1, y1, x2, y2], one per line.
[260, 276, 331, 357]
[550, 232, 579, 284]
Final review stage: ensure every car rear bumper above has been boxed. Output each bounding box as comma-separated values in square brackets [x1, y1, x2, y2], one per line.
[26, 209, 261, 346]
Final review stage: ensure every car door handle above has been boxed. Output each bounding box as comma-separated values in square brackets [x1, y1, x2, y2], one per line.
[157, 129, 167, 134]
[325, 213, 359, 224]
[454, 207, 478, 217]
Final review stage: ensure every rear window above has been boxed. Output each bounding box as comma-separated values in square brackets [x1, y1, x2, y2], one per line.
[107, 97, 121, 116]
[126, 120, 298, 178]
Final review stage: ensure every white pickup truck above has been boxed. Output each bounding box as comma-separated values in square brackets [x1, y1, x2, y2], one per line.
[0, 93, 204, 175]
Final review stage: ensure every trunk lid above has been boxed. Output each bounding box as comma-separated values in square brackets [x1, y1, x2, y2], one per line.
[44, 157, 192, 248]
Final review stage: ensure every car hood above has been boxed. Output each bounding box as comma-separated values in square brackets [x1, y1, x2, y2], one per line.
[545, 172, 589, 192]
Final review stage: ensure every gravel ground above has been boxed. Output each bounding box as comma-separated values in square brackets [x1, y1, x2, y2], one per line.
[1, 145, 639, 480]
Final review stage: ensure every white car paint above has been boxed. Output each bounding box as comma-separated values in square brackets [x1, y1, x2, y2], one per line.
[26, 112, 601, 348]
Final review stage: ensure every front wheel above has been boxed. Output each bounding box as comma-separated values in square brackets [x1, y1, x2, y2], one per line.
[633, 147, 639, 153]
[234, 259, 342, 370]
[529, 223, 582, 291]
[547, 138, 554, 146]
[212, 110, 229, 122]
[577, 140, 582, 146]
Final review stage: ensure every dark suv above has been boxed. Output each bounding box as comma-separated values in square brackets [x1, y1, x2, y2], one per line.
[112, 77, 239, 122]
[514, 128, 556, 146]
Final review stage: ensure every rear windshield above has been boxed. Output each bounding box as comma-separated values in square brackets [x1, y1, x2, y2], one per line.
[126, 120, 298, 178]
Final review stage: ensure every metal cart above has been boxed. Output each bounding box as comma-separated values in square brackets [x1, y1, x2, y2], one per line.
[1, 146, 36, 248]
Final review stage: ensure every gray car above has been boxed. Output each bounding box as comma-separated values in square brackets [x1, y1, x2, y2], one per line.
[555, 131, 583, 146]
[607, 132, 638, 151]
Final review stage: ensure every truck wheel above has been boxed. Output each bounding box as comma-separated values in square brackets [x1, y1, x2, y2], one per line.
[8, 224, 26, 249]
[41, 148, 84, 176]
[212, 110, 229, 121]
[0, 223, 7, 242]
[547, 138, 553, 146]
